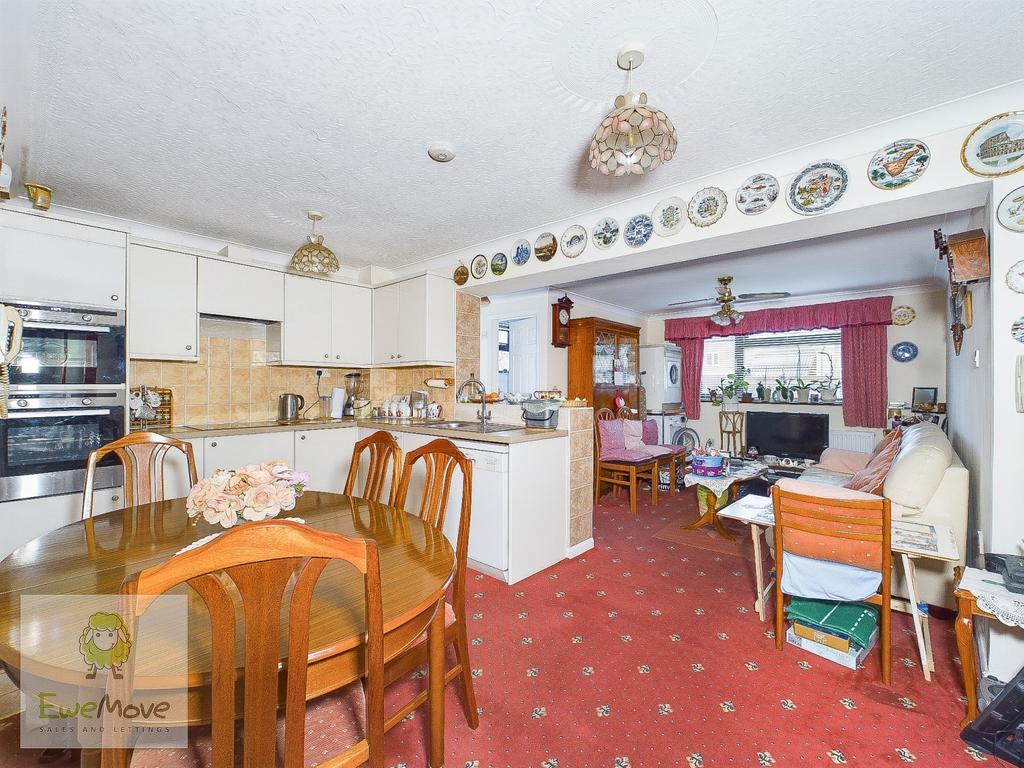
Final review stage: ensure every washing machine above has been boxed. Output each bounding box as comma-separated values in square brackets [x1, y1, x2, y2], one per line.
[664, 412, 700, 453]
[640, 344, 682, 411]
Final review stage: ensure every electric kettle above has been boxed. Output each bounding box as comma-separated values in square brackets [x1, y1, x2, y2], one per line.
[277, 393, 304, 422]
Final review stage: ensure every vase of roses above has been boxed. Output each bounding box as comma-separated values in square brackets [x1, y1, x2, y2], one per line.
[186, 461, 309, 529]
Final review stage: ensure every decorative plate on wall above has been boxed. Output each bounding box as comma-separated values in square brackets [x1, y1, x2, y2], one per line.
[592, 217, 619, 249]
[511, 238, 532, 266]
[1006, 260, 1024, 293]
[623, 214, 654, 247]
[453, 264, 469, 285]
[961, 112, 1024, 177]
[891, 305, 916, 326]
[470, 254, 488, 279]
[534, 232, 558, 261]
[687, 187, 728, 227]
[868, 139, 930, 190]
[735, 173, 779, 215]
[997, 185, 1024, 232]
[652, 197, 686, 236]
[890, 341, 919, 362]
[788, 160, 848, 215]
[1013, 316, 1024, 343]
[490, 252, 508, 276]
[561, 224, 588, 258]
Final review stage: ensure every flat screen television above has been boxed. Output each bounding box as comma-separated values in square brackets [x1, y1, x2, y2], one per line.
[745, 411, 829, 461]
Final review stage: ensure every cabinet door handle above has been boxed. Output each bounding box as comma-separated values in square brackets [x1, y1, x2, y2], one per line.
[300, 435, 306, 440]
[335, 355, 340, 360]
[110, 294, 119, 302]
[111, 495, 120, 502]
[324, 354, 329, 359]
[185, 344, 193, 351]
[396, 354, 403, 359]
[210, 441, 218, 447]
[390, 354, 396, 359]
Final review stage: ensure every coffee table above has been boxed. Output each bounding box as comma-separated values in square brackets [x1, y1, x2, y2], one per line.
[682, 462, 768, 541]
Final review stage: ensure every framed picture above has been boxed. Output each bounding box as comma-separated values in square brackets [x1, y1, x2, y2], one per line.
[911, 387, 938, 411]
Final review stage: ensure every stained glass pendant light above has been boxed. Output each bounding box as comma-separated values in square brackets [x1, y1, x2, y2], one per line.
[290, 211, 339, 274]
[589, 47, 678, 176]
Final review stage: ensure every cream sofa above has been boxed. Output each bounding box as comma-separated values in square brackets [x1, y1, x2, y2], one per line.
[801, 421, 969, 608]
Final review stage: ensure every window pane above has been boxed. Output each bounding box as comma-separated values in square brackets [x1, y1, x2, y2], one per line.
[699, 330, 841, 397]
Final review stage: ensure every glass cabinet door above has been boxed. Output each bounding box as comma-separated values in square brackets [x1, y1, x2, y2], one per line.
[617, 333, 638, 385]
[593, 330, 616, 385]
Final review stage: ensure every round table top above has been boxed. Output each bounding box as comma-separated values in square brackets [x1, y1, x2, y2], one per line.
[0, 491, 455, 683]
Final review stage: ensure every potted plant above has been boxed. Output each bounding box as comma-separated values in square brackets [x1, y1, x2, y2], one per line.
[773, 374, 794, 402]
[816, 351, 839, 403]
[792, 378, 813, 403]
[755, 381, 767, 402]
[719, 367, 751, 410]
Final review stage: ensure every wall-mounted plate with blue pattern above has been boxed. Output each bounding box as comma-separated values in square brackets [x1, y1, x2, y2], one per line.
[623, 214, 654, 248]
[890, 341, 918, 362]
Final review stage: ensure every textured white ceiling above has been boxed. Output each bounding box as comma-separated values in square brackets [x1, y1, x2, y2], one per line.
[559, 211, 974, 313]
[2, 1, 1021, 268]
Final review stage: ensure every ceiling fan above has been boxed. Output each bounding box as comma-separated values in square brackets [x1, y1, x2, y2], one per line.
[668, 276, 791, 308]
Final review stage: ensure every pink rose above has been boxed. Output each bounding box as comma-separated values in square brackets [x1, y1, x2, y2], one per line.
[242, 483, 281, 521]
[224, 473, 250, 495]
[263, 461, 293, 480]
[238, 467, 274, 486]
[186, 479, 218, 517]
[288, 470, 310, 489]
[204, 493, 242, 528]
[272, 480, 297, 512]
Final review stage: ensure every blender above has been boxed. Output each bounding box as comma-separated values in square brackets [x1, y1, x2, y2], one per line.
[343, 372, 362, 417]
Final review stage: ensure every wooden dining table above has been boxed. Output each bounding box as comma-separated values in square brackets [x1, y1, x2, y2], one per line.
[0, 491, 456, 767]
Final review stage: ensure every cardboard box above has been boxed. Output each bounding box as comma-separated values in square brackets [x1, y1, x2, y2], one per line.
[793, 621, 852, 653]
[785, 625, 878, 671]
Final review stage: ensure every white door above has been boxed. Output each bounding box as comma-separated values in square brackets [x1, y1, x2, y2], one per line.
[397, 278, 426, 363]
[294, 428, 358, 493]
[330, 283, 372, 366]
[371, 282, 400, 365]
[507, 317, 538, 395]
[129, 245, 198, 360]
[0, 210, 127, 308]
[204, 432, 295, 472]
[282, 275, 332, 364]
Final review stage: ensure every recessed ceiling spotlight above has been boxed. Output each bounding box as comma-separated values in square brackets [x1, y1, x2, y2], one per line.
[427, 143, 456, 163]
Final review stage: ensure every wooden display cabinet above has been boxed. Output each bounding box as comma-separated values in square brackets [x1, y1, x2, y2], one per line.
[567, 317, 641, 412]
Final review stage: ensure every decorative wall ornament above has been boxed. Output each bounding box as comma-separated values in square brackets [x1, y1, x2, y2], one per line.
[560, 224, 587, 258]
[511, 238, 532, 266]
[890, 341, 918, 362]
[623, 214, 653, 247]
[289, 211, 339, 274]
[588, 48, 677, 177]
[961, 112, 1024, 177]
[470, 254, 488, 279]
[0, 106, 10, 201]
[787, 160, 848, 215]
[592, 217, 619, 249]
[867, 139, 930, 189]
[1006, 260, 1024, 294]
[652, 197, 686, 236]
[534, 232, 557, 261]
[1012, 316, 1024, 344]
[687, 187, 727, 227]
[490, 252, 507, 276]
[453, 263, 469, 285]
[997, 185, 1024, 232]
[891, 306, 916, 326]
[23, 182, 52, 211]
[735, 173, 779, 215]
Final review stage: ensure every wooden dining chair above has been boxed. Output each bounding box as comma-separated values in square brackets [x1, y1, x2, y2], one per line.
[343, 430, 403, 505]
[595, 407, 615, 421]
[616, 406, 635, 419]
[719, 410, 745, 455]
[771, 482, 892, 685]
[83, 432, 199, 519]
[593, 418, 658, 514]
[102, 520, 385, 768]
[384, 438, 479, 731]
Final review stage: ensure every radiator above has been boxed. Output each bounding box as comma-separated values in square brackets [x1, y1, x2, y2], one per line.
[828, 429, 877, 453]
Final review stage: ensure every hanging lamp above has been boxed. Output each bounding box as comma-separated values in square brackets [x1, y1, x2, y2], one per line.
[290, 211, 339, 274]
[709, 276, 744, 327]
[589, 47, 678, 176]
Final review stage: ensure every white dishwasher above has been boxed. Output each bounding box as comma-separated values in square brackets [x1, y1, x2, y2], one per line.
[446, 440, 509, 578]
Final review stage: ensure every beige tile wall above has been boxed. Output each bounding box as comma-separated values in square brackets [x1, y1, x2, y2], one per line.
[566, 406, 595, 547]
[368, 365, 456, 416]
[456, 292, 481, 384]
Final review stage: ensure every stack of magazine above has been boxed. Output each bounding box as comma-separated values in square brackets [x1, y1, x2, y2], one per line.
[785, 597, 879, 670]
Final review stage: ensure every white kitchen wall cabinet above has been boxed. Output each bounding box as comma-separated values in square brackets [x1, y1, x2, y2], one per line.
[204, 432, 294, 471]
[294, 428, 358, 493]
[129, 244, 198, 360]
[197, 258, 284, 321]
[372, 274, 454, 366]
[0, 209, 126, 308]
[271, 276, 372, 367]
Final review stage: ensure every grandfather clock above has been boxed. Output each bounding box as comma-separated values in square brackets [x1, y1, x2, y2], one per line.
[551, 294, 574, 348]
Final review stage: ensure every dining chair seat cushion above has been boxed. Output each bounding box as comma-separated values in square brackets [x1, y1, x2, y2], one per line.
[659, 444, 688, 455]
[781, 551, 882, 602]
[600, 448, 659, 464]
[641, 419, 660, 445]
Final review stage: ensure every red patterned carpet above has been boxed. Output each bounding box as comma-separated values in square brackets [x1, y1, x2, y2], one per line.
[2, 491, 987, 767]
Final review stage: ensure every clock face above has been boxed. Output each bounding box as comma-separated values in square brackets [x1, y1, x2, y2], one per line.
[558, 309, 569, 325]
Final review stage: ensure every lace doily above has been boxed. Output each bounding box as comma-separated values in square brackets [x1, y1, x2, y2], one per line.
[975, 593, 1024, 628]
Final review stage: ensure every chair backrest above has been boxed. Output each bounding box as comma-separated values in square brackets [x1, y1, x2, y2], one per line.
[771, 484, 891, 573]
[117, 520, 384, 768]
[344, 430, 403, 505]
[719, 410, 745, 455]
[616, 406, 634, 419]
[595, 407, 615, 421]
[83, 432, 199, 519]
[394, 439, 472, 609]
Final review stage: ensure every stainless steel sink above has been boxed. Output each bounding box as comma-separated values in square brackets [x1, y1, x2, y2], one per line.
[431, 421, 524, 433]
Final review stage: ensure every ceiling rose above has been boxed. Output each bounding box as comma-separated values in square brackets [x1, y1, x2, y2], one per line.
[588, 46, 678, 176]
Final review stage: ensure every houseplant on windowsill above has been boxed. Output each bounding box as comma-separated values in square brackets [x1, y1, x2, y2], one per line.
[792, 378, 813, 404]
[772, 375, 794, 402]
[719, 367, 751, 410]
[816, 351, 839, 403]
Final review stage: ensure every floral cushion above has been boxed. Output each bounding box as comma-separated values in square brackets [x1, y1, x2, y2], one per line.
[601, 448, 659, 464]
[598, 419, 625, 450]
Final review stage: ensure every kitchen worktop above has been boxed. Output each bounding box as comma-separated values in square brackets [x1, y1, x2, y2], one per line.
[154, 417, 567, 444]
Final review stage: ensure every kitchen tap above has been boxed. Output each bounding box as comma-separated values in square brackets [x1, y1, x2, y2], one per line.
[457, 377, 491, 425]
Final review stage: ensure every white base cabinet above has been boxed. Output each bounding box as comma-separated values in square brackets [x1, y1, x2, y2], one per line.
[1, 486, 124, 560]
[294, 428, 359, 493]
[203, 432, 295, 472]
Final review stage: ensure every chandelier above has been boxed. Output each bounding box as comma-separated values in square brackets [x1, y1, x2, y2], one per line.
[710, 276, 744, 327]
[589, 48, 678, 177]
[290, 211, 339, 274]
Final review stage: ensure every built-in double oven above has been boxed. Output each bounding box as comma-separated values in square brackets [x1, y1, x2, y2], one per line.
[1, 300, 127, 502]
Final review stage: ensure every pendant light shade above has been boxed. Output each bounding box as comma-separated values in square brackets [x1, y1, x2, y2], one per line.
[589, 49, 678, 176]
[290, 211, 339, 274]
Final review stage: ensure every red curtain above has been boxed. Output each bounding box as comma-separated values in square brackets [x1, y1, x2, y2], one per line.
[664, 296, 892, 428]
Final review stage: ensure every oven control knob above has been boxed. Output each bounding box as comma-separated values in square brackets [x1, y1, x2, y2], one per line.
[81, 398, 93, 405]
[16, 399, 28, 408]
[18, 309, 27, 318]
[81, 314, 93, 322]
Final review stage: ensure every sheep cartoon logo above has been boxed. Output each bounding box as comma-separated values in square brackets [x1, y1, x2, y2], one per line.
[78, 611, 132, 680]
